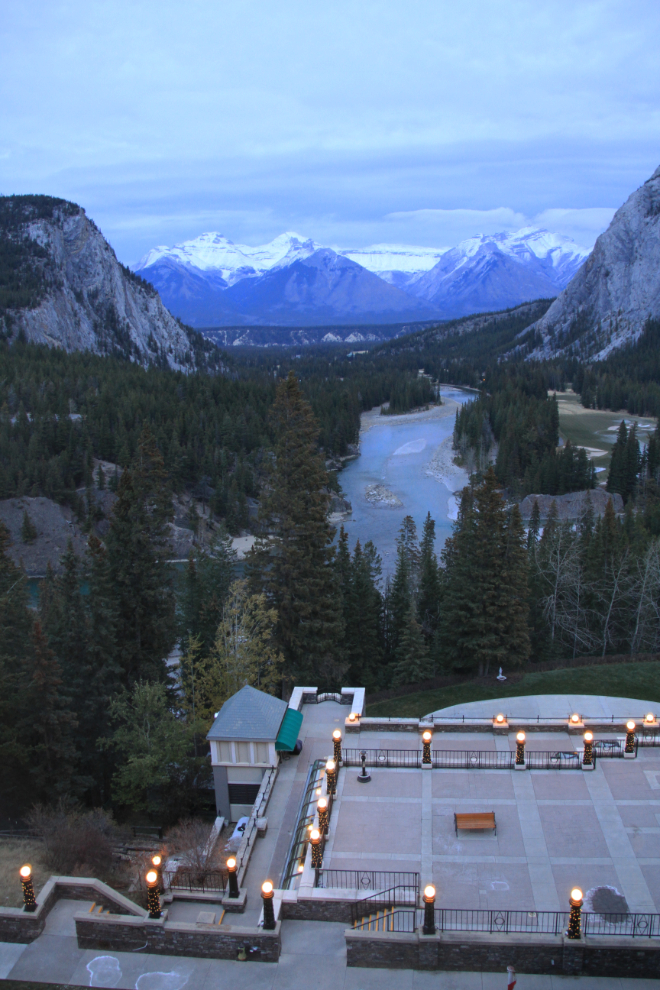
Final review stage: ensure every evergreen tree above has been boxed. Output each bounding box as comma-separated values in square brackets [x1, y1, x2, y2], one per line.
[392, 602, 433, 686]
[177, 531, 237, 655]
[248, 372, 344, 687]
[0, 522, 33, 802]
[417, 512, 440, 642]
[21, 620, 79, 801]
[527, 499, 541, 551]
[343, 538, 384, 691]
[386, 515, 419, 661]
[20, 509, 37, 544]
[440, 470, 530, 674]
[106, 426, 176, 685]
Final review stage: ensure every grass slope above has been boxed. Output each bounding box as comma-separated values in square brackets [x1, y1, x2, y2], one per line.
[366, 662, 660, 718]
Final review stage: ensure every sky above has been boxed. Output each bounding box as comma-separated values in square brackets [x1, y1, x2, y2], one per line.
[2, 0, 659, 265]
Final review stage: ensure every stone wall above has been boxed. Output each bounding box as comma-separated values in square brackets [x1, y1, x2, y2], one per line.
[0, 876, 144, 944]
[75, 913, 281, 962]
[345, 929, 660, 978]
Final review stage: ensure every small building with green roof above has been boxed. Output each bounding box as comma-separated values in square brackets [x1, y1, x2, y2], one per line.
[207, 684, 303, 821]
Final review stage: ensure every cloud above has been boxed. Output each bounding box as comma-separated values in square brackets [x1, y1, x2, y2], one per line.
[531, 208, 617, 247]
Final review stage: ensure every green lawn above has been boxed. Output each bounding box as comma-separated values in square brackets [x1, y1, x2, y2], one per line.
[366, 662, 660, 718]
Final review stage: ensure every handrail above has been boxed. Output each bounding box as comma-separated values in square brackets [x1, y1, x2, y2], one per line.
[350, 881, 420, 924]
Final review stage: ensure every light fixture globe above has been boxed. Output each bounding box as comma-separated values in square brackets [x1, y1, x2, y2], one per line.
[19, 865, 31, 879]
[151, 855, 162, 867]
[646, 712, 655, 724]
[310, 828, 320, 842]
[146, 870, 158, 885]
[583, 731, 593, 743]
[326, 759, 335, 772]
[423, 884, 436, 900]
[570, 887, 583, 904]
[571, 713, 580, 724]
[422, 730, 432, 743]
[495, 713, 504, 724]
[516, 731, 526, 743]
[227, 857, 236, 870]
[332, 729, 342, 741]
[318, 796, 328, 810]
[627, 720, 636, 732]
[262, 881, 274, 896]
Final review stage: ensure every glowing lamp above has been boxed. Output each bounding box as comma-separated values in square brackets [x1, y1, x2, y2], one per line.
[19, 865, 31, 879]
[583, 731, 593, 743]
[516, 731, 525, 742]
[332, 729, 342, 741]
[570, 887, 583, 904]
[422, 882, 436, 935]
[261, 880, 275, 930]
[627, 720, 636, 732]
[348, 712, 358, 722]
[646, 713, 655, 724]
[318, 796, 328, 810]
[226, 855, 239, 897]
[571, 713, 580, 724]
[151, 855, 161, 867]
[226, 857, 236, 870]
[495, 714, 505, 724]
[262, 881, 274, 896]
[326, 759, 336, 772]
[423, 884, 436, 901]
[422, 731, 432, 743]
[146, 870, 158, 885]
[297, 863, 304, 873]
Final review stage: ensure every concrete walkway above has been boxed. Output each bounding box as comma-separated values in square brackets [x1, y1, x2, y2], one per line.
[2, 914, 659, 989]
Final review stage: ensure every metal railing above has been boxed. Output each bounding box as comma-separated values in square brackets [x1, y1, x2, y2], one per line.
[640, 730, 660, 747]
[281, 758, 325, 889]
[342, 749, 421, 768]
[343, 748, 591, 770]
[353, 908, 417, 932]
[350, 907, 660, 938]
[349, 883, 419, 924]
[315, 869, 420, 893]
[315, 692, 349, 704]
[234, 765, 277, 884]
[165, 869, 227, 894]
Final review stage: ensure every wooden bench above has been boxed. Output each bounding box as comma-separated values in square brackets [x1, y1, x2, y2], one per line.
[454, 812, 496, 836]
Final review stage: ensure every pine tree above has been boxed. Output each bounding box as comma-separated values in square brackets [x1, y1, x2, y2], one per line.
[21, 620, 79, 800]
[177, 531, 237, 655]
[527, 499, 541, 551]
[392, 602, 433, 686]
[387, 516, 419, 661]
[607, 421, 629, 500]
[344, 539, 384, 691]
[20, 509, 37, 544]
[417, 512, 440, 642]
[501, 505, 531, 664]
[248, 372, 344, 687]
[106, 426, 176, 685]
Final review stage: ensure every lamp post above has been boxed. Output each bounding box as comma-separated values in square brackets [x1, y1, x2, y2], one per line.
[151, 854, 163, 892]
[19, 865, 36, 912]
[227, 856, 240, 898]
[582, 731, 594, 770]
[146, 870, 161, 919]
[317, 796, 329, 834]
[332, 729, 342, 766]
[422, 730, 432, 768]
[261, 880, 276, 930]
[567, 887, 583, 939]
[310, 828, 323, 869]
[625, 721, 636, 757]
[515, 731, 526, 768]
[357, 750, 371, 783]
[422, 884, 436, 935]
[325, 758, 337, 796]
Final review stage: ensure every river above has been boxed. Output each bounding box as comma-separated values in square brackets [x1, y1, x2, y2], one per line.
[337, 387, 474, 576]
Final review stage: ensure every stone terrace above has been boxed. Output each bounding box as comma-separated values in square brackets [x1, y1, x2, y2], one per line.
[323, 730, 660, 914]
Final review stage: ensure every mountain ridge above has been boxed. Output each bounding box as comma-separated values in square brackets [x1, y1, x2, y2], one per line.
[136, 226, 588, 328]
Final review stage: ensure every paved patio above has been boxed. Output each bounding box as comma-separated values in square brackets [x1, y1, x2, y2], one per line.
[325, 732, 660, 915]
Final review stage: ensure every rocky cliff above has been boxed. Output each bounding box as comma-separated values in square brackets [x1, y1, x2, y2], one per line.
[0, 195, 207, 369]
[524, 165, 660, 360]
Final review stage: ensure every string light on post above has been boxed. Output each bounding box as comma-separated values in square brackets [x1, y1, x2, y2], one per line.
[567, 887, 583, 939]
[422, 730, 432, 768]
[624, 721, 637, 758]
[146, 870, 161, 919]
[582, 731, 594, 770]
[325, 759, 337, 796]
[227, 857, 239, 898]
[19, 865, 36, 912]
[332, 729, 342, 766]
[422, 884, 436, 935]
[515, 731, 526, 769]
[317, 797, 329, 834]
[151, 854, 163, 892]
[310, 828, 322, 869]
[261, 881, 276, 930]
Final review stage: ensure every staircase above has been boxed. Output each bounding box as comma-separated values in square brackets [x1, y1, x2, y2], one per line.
[350, 882, 419, 931]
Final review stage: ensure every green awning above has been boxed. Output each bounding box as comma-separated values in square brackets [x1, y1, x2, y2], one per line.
[275, 707, 303, 751]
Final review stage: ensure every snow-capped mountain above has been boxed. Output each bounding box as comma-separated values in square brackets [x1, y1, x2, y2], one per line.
[134, 226, 589, 327]
[406, 228, 590, 316]
[339, 243, 448, 289]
